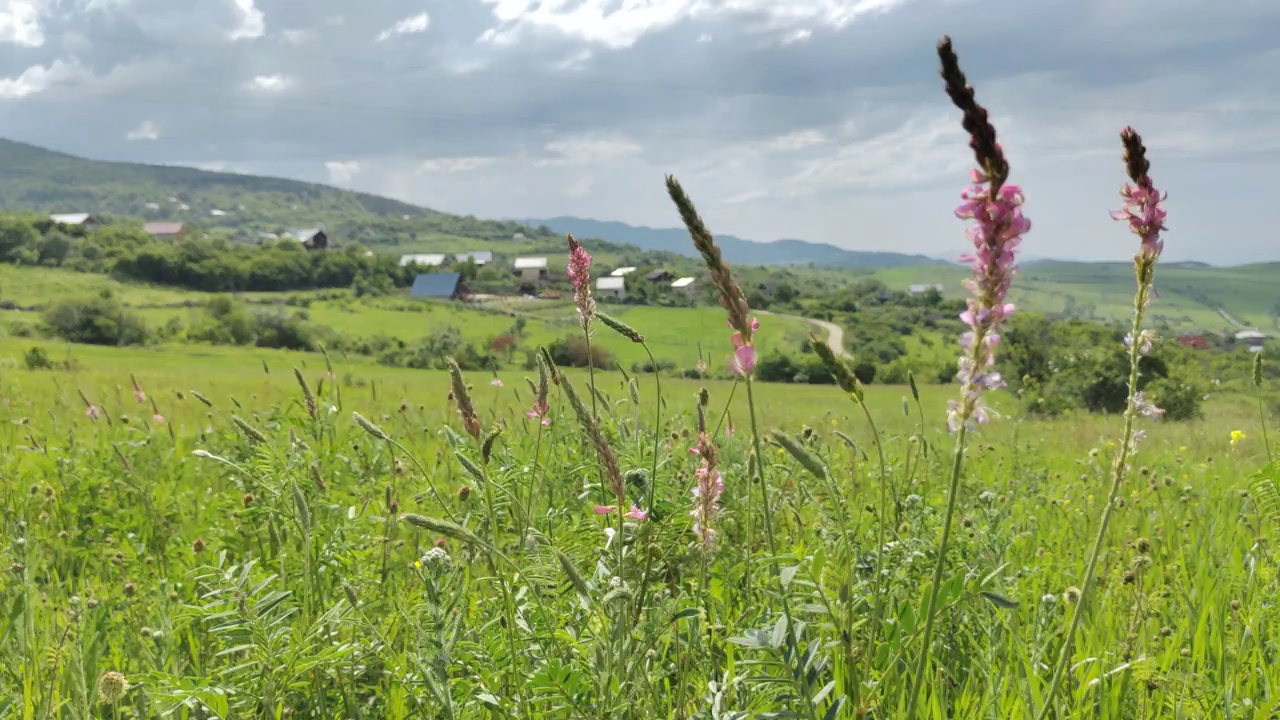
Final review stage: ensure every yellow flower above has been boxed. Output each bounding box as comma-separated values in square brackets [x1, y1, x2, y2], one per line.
[1230, 430, 1247, 447]
[413, 560, 423, 570]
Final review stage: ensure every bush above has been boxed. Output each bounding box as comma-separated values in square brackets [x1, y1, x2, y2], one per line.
[23, 346, 55, 370]
[547, 335, 613, 369]
[42, 291, 149, 346]
[1145, 375, 1203, 421]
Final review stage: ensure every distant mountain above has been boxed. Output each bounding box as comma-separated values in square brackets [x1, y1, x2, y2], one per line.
[530, 216, 942, 269]
[0, 138, 551, 244]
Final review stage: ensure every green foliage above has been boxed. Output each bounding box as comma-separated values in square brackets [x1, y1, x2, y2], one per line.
[41, 290, 149, 345]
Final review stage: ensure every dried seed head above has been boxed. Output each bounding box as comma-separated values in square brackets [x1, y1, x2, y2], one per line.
[192, 538, 205, 553]
[937, 35, 1008, 188]
[122, 581, 136, 597]
[699, 387, 709, 407]
[1120, 127, 1152, 188]
[1063, 586, 1081, 604]
[97, 671, 130, 704]
[1253, 351, 1264, 389]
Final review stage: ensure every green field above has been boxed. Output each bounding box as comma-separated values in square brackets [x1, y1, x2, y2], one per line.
[872, 261, 1280, 332]
[2, 317, 1277, 718]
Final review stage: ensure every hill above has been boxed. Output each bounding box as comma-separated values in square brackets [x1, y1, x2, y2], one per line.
[0, 138, 552, 246]
[529, 216, 940, 268]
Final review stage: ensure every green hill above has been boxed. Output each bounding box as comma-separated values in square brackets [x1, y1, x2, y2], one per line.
[0, 138, 553, 247]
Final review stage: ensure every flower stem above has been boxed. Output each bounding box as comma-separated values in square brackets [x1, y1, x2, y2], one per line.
[855, 400, 892, 655]
[905, 421, 968, 718]
[1035, 279, 1151, 719]
[745, 376, 818, 720]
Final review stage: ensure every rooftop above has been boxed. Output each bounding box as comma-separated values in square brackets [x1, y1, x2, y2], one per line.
[610, 266, 637, 277]
[514, 256, 548, 270]
[400, 253, 447, 267]
[49, 213, 93, 225]
[143, 221, 185, 235]
[597, 276, 626, 290]
[409, 272, 463, 298]
[455, 250, 493, 265]
[671, 276, 696, 288]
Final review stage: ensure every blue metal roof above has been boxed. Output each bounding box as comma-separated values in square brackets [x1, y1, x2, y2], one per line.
[409, 272, 462, 298]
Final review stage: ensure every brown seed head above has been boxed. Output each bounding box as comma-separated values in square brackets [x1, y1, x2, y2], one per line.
[1120, 127, 1151, 188]
[937, 35, 1008, 188]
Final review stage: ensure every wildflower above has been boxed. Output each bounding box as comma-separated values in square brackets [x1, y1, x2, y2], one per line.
[421, 546, 451, 570]
[446, 358, 482, 440]
[940, 39, 1028, 434]
[567, 233, 595, 330]
[729, 317, 760, 377]
[490, 378, 504, 388]
[152, 413, 165, 424]
[1131, 392, 1164, 421]
[1231, 430, 1247, 447]
[528, 354, 552, 425]
[593, 504, 616, 515]
[97, 671, 130, 704]
[1125, 329, 1155, 355]
[1112, 130, 1167, 263]
[690, 432, 725, 550]
[86, 404, 100, 422]
[624, 505, 648, 521]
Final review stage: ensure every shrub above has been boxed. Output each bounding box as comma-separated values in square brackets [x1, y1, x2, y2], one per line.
[42, 292, 149, 346]
[23, 346, 56, 370]
[1145, 375, 1203, 421]
[547, 335, 613, 369]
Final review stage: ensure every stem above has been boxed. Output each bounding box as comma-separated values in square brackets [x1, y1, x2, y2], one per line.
[1259, 394, 1274, 464]
[745, 376, 818, 720]
[1035, 278, 1151, 720]
[856, 400, 892, 656]
[905, 422, 969, 718]
[632, 344, 664, 624]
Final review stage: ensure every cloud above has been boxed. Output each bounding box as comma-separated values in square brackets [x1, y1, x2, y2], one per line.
[375, 11, 429, 42]
[0, 60, 82, 99]
[229, 0, 265, 40]
[325, 160, 363, 183]
[419, 157, 498, 173]
[0, 0, 44, 47]
[2, 0, 1280, 264]
[126, 120, 161, 141]
[247, 74, 293, 93]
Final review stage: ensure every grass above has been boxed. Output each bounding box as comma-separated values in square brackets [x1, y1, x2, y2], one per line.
[0, 325, 1276, 718]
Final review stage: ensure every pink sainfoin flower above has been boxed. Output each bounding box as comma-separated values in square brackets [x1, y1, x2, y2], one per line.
[1131, 391, 1164, 421]
[593, 504, 649, 521]
[690, 432, 725, 551]
[566, 234, 595, 330]
[86, 404, 100, 422]
[526, 375, 551, 426]
[729, 317, 760, 377]
[152, 413, 166, 424]
[593, 504, 616, 515]
[131, 374, 146, 403]
[490, 378, 504, 387]
[946, 170, 1029, 433]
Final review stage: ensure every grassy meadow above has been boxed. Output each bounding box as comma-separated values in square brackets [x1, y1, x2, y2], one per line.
[1, 326, 1277, 719]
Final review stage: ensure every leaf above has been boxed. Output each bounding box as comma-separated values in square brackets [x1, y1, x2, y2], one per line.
[780, 565, 799, 589]
[980, 591, 1020, 610]
[823, 696, 846, 720]
[671, 607, 702, 622]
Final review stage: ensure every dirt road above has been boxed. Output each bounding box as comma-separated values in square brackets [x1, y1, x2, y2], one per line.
[758, 310, 847, 357]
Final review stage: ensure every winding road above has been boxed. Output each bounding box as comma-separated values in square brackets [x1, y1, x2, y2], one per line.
[758, 310, 848, 357]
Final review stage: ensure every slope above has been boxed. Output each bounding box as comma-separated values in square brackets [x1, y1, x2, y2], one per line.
[531, 216, 940, 268]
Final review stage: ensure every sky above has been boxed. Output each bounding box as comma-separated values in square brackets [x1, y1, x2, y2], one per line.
[0, 0, 1278, 265]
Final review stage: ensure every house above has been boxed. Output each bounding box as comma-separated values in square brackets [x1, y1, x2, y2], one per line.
[143, 222, 186, 238]
[400, 253, 447, 267]
[1235, 330, 1267, 352]
[596, 276, 626, 301]
[611, 266, 637, 277]
[210, 209, 228, 217]
[514, 256, 549, 282]
[455, 250, 493, 266]
[909, 283, 945, 295]
[671, 276, 697, 296]
[1178, 334, 1211, 350]
[409, 273, 467, 300]
[49, 213, 98, 229]
[287, 227, 329, 250]
[645, 269, 673, 283]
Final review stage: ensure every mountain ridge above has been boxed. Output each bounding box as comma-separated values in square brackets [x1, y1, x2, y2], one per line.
[528, 216, 943, 269]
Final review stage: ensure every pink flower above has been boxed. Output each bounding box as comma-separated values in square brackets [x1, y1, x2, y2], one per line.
[85, 404, 100, 422]
[949, 169, 1029, 433]
[567, 234, 595, 329]
[624, 505, 648, 521]
[1112, 183, 1166, 260]
[490, 378, 504, 387]
[690, 432, 725, 551]
[1131, 391, 1164, 421]
[526, 399, 551, 426]
[727, 319, 759, 377]
[152, 413, 166, 424]
[593, 504, 617, 515]
[133, 389, 146, 404]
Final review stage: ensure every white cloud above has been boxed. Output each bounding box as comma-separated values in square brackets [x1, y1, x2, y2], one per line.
[554, 48, 592, 71]
[697, 32, 713, 43]
[479, 0, 913, 49]
[248, 74, 293, 93]
[375, 11, 430, 42]
[126, 119, 161, 141]
[229, 0, 265, 41]
[325, 160, 364, 184]
[785, 112, 970, 193]
[419, 157, 498, 173]
[541, 135, 642, 166]
[0, 60, 82, 99]
[722, 189, 767, 204]
[279, 29, 311, 46]
[0, 0, 44, 47]
[762, 129, 828, 153]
